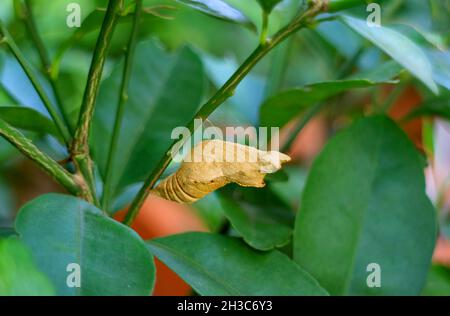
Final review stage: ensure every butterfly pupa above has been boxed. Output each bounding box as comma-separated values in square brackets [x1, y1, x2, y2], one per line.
[151, 140, 291, 204]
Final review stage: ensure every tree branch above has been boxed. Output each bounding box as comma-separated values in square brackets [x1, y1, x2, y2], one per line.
[101, 0, 143, 211]
[0, 119, 81, 196]
[71, 0, 124, 205]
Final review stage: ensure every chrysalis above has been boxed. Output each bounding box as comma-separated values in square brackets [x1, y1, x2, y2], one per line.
[151, 140, 291, 204]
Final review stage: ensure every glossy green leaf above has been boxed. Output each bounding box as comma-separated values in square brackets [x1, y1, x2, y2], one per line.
[0, 106, 59, 137]
[294, 116, 437, 295]
[427, 50, 450, 91]
[218, 186, 295, 250]
[341, 15, 439, 94]
[257, 0, 283, 13]
[0, 238, 55, 295]
[15, 194, 155, 296]
[260, 63, 400, 128]
[406, 96, 450, 120]
[148, 232, 328, 296]
[175, 0, 254, 29]
[91, 40, 205, 199]
[422, 265, 450, 296]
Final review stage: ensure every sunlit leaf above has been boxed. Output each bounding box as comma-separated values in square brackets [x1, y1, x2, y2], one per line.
[341, 15, 439, 94]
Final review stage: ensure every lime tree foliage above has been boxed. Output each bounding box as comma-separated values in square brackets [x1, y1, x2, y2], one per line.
[0, 0, 449, 295]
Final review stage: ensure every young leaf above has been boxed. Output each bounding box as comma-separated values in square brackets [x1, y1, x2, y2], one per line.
[0, 238, 55, 295]
[0, 106, 59, 137]
[15, 194, 155, 296]
[148, 232, 328, 296]
[341, 15, 439, 94]
[257, 0, 283, 13]
[294, 116, 437, 295]
[175, 0, 254, 29]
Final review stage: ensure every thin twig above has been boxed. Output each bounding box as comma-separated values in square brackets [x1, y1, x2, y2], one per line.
[0, 118, 81, 196]
[101, 0, 143, 211]
[71, 0, 124, 205]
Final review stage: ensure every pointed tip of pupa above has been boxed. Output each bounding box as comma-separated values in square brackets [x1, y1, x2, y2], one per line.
[259, 151, 291, 174]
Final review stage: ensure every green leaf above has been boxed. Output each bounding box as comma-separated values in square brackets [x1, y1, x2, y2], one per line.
[148, 232, 328, 296]
[218, 186, 295, 250]
[422, 265, 450, 296]
[294, 116, 437, 295]
[91, 40, 205, 199]
[0, 176, 14, 222]
[341, 15, 439, 94]
[0, 238, 55, 295]
[427, 50, 450, 91]
[175, 0, 254, 29]
[0, 106, 59, 137]
[269, 166, 307, 210]
[15, 194, 155, 296]
[260, 65, 400, 128]
[406, 96, 450, 120]
[191, 192, 226, 232]
[257, 0, 283, 13]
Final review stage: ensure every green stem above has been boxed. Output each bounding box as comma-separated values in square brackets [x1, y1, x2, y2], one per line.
[123, 0, 329, 226]
[0, 19, 72, 146]
[101, 0, 143, 212]
[259, 11, 269, 46]
[0, 119, 81, 196]
[22, 0, 73, 133]
[72, 0, 124, 205]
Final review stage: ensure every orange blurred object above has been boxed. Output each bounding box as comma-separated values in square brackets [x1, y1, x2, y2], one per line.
[115, 195, 208, 296]
[281, 116, 328, 164]
[388, 86, 424, 149]
[433, 238, 450, 267]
